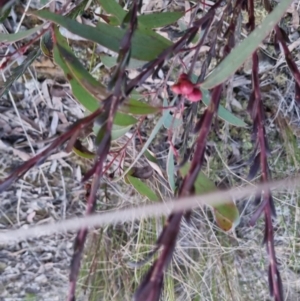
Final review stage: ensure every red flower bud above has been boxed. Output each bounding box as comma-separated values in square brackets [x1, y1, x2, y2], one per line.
[171, 83, 182, 94]
[179, 73, 189, 80]
[180, 79, 194, 95]
[186, 88, 202, 102]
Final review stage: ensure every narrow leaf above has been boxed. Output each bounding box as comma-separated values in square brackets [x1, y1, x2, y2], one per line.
[167, 147, 175, 192]
[213, 201, 240, 231]
[54, 27, 144, 118]
[180, 163, 216, 194]
[54, 46, 99, 112]
[0, 24, 44, 42]
[94, 114, 137, 140]
[201, 0, 294, 88]
[0, 49, 41, 98]
[111, 124, 133, 140]
[180, 162, 240, 231]
[201, 89, 247, 127]
[126, 175, 159, 201]
[191, 74, 246, 127]
[114, 113, 137, 126]
[40, 30, 53, 58]
[138, 12, 184, 28]
[162, 98, 182, 129]
[100, 54, 146, 69]
[98, 0, 183, 28]
[35, 10, 172, 61]
[0, 4, 11, 23]
[53, 27, 106, 112]
[73, 140, 95, 159]
[97, 0, 124, 24]
[162, 98, 172, 129]
[201, 88, 246, 127]
[121, 98, 160, 115]
[118, 98, 177, 179]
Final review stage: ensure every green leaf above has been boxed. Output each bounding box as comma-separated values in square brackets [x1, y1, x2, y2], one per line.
[201, 88, 247, 127]
[163, 98, 173, 129]
[0, 49, 41, 98]
[93, 113, 137, 140]
[40, 0, 50, 5]
[98, 0, 183, 28]
[121, 98, 160, 115]
[112, 124, 133, 140]
[117, 97, 178, 180]
[103, 15, 120, 26]
[130, 90, 143, 99]
[66, 0, 90, 20]
[53, 26, 108, 112]
[189, 74, 246, 127]
[34, 10, 172, 61]
[162, 98, 182, 129]
[0, 4, 11, 23]
[40, 31, 53, 58]
[201, 0, 294, 89]
[167, 148, 175, 192]
[180, 163, 216, 194]
[93, 112, 137, 140]
[163, 97, 179, 191]
[0, 25, 44, 42]
[114, 113, 137, 126]
[97, 0, 125, 24]
[126, 175, 159, 201]
[144, 149, 156, 162]
[100, 54, 146, 69]
[95, 125, 107, 145]
[54, 26, 145, 116]
[214, 202, 240, 231]
[138, 12, 184, 28]
[135, 25, 170, 46]
[73, 140, 95, 159]
[180, 163, 240, 231]
[54, 25, 140, 142]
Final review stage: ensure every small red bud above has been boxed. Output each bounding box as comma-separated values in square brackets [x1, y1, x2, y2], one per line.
[180, 79, 194, 95]
[186, 88, 202, 102]
[171, 83, 182, 94]
[179, 73, 189, 80]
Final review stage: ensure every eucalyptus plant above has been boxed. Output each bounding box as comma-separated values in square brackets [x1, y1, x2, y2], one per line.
[0, 0, 298, 300]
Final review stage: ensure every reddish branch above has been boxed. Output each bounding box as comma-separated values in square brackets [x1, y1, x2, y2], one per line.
[246, 0, 283, 300]
[0, 1, 224, 300]
[0, 0, 294, 300]
[67, 1, 141, 299]
[135, 1, 234, 299]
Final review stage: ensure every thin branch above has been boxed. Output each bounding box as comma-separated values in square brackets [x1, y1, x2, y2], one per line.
[247, 0, 283, 300]
[0, 174, 298, 243]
